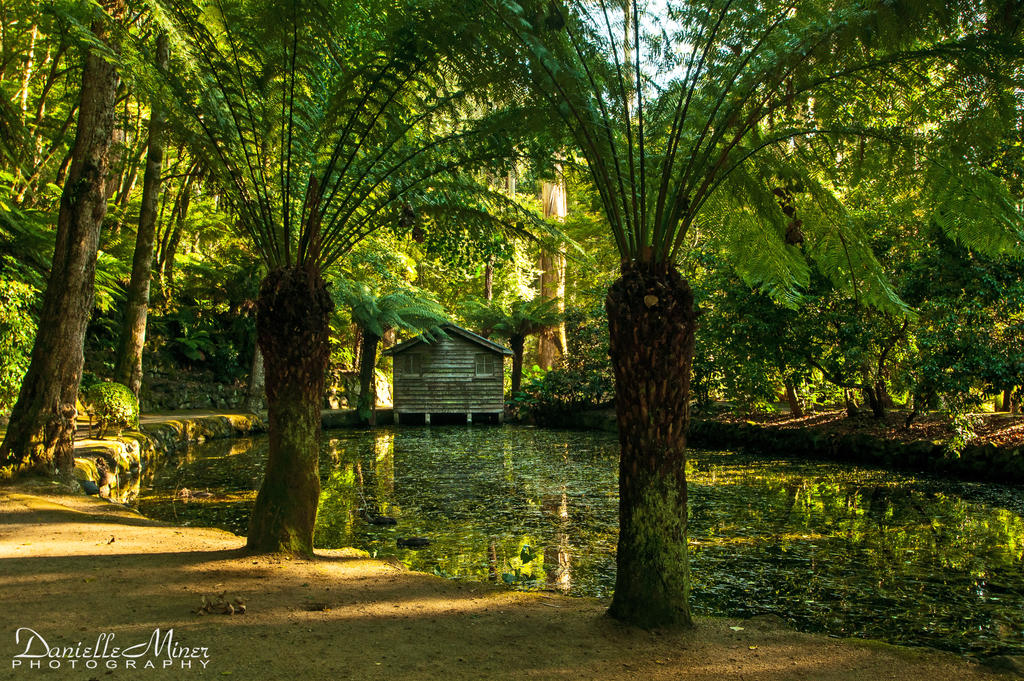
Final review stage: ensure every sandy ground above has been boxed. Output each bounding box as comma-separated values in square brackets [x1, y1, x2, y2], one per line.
[0, 481, 1019, 681]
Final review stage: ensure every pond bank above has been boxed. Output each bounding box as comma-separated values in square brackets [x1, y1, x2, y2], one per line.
[550, 409, 1024, 485]
[71, 411, 267, 503]
[70, 408, 400, 503]
[0, 483, 1017, 681]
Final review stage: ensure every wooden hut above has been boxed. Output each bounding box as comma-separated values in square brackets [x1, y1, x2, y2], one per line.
[382, 323, 512, 425]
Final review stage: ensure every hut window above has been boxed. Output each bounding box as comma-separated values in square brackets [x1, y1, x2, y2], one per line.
[399, 353, 423, 375]
[475, 354, 498, 376]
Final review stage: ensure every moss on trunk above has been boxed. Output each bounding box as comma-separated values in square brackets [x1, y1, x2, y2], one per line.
[247, 267, 332, 556]
[605, 263, 697, 628]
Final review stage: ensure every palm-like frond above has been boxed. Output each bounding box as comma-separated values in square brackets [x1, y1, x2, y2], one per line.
[462, 295, 561, 339]
[410, 176, 559, 244]
[483, 0, 1023, 301]
[333, 277, 447, 339]
[149, 0, 517, 272]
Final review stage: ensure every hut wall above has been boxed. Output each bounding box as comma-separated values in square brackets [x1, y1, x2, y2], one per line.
[392, 335, 504, 413]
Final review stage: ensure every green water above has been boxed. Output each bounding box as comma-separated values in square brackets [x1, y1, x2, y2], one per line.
[137, 426, 1024, 657]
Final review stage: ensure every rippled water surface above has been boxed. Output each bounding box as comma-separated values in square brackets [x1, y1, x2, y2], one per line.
[138, 426, 1024, 657]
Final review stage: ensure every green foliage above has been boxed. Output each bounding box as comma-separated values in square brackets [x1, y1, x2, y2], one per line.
[82, 382, 139, 436]
[900, 230, 1023, 408]
[0, 183, 60, 291]
[152, 0, 522, 275]
[486, 0, 1023, 318]
[945, 411, 980, 457]
[520, 304, 613, 416]
[463, 295, 561, 341]
[406, 178, 550, 274]
[333, 279, 447, 340]
[0, 279, 37, 415]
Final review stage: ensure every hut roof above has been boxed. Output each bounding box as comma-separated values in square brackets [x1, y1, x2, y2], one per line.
[382, 323, 513, 357]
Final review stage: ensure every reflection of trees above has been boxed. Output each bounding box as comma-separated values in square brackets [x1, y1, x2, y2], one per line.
[689, 458, 1024, 654]
[543, 488, 572, 592]
[374, 432, 395, 516]
[315, 464, 359, 545]
[144, 431, 1024, 653]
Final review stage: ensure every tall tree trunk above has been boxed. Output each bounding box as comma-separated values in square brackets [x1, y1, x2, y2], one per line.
[862, 384, 886, 418]
[536, 176, 567, 369]
[104, 93, 126, 200]
[844, 389, 860, 418]
[605, 263, 696, 628]
[784, 379, 803, 418]
[247, 267, 332, 556]
[1002, 388, 1013, 413]
[536, 248, 566, 367]
[0, 1, 125, 479]
[157, 167, 196, 290]
[484, 254, 493, 302]
[245, 345, 265, 413]
[113, 99, 145, 211]
[114, 31, 168, 401]
[18, 23, 38, 113]
[509, 334, 525, 396]
[357, 330, 381, 426]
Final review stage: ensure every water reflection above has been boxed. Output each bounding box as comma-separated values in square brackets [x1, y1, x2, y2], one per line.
[138, 426, 1024, 657]
[541, 489, 572, 592]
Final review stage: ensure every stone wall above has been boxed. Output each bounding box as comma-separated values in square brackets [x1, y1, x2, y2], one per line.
[73, 413, 266, 504]
[140, 372, 248, 412]
[141, 369, 391, 412]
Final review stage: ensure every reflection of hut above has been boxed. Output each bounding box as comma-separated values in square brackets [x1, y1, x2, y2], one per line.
[382, 323, 511, 425]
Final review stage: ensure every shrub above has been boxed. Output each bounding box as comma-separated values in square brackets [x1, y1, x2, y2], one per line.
[519, 304, 614, 420]
[0, 279, 37, 416]
[82, 382, 139, 437]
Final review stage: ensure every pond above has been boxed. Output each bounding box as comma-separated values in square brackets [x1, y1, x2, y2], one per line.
[137, 426, 1024, 658]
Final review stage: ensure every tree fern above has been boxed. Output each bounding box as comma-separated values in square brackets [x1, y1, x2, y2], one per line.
[141, 0, 534, 554]
[334, 278, 447, 340]
[333, 277, 447, 422]
[479, 0, 1024, 628]
[481, 0, 1022, 280]
[150, 0, 523, 273]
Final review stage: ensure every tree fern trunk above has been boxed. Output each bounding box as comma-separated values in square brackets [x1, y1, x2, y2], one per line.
[357, 331, 380, 426]
[509, 334, 525, 396]
[606, 263, 696, 628]
[0, 1, 125, 479]
[247, 267, 332, 556]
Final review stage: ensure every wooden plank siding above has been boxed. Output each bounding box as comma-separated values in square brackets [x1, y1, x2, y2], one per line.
[392, 335, 505, 414]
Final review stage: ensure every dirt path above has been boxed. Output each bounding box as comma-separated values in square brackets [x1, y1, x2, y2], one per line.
[0, 482, 1017, 681]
